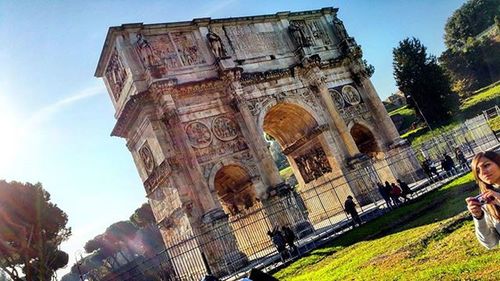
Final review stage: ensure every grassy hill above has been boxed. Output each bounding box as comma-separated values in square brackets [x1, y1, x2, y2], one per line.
[389, 82, 500, 145]
[274, 174, 500, 280]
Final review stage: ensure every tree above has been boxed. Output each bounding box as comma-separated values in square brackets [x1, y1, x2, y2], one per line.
[0, 180, 71, 281]
[440, 38, 500, 95]
[440, 0, 500, 94]
[84, 221, 138, 271]
[444, 0, 499, 51]
[130, 203, 165, 257]
[393, 38, 459, 126]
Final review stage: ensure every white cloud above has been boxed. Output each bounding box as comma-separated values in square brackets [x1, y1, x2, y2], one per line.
[26, 84, 105, 128]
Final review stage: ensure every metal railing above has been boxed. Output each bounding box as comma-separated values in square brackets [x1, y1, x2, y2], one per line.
[95, 116, 498, 281]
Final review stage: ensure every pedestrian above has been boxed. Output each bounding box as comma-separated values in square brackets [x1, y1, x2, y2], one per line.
[397, 179, 412, 200]
[391, 182, 408, 202]
[465, 150, 500, 249]
[344, 195, 362, 226]
[281, 225, 299, 256]
[267, 228, 288, 261]
[455, 147, 468, 170]
[377, 182, 393, 209]
[385, 181, 400, 206]
[442, 153, 455, 175]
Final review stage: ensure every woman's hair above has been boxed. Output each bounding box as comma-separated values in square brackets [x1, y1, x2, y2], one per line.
[471, 150, 500, 221]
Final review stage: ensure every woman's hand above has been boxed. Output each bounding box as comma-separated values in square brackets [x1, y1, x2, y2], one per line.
[482, 189, 500, 206]
[466, 197, 484, 219]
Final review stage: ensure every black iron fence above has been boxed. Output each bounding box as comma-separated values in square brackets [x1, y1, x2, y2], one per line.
[93, 116, 498, 281]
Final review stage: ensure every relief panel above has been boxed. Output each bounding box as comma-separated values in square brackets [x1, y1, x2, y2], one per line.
[183, 114, 249, 163]
[134, 32, 206, 78]
[105, 48, 127, 100]
[294, 146, 332, 183]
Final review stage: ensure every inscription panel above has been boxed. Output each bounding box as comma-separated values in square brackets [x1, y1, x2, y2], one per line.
[224, 24, 292, 58]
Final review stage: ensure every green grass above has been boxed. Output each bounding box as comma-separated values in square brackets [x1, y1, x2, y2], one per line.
[407, 122, 460, 147]
[399, 82, 499, 145]
[460, 83, 500, 111]
[388, 105, 414, 117]
[274, 173, 500, 280]
[279, 166, 293, 179]
[488, 115, 500, 133]
[388, 106, 418, 133]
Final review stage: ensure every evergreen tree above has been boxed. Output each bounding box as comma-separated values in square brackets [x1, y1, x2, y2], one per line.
[393, 38, 459, 126]
[0, 180, 71, 281]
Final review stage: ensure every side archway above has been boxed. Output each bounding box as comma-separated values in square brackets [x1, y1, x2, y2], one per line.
[213, 164, 258, 216]
[349, 123, 382, 158]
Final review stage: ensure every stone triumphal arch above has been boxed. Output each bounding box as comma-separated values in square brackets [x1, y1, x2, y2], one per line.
[96, 7, 420, 278]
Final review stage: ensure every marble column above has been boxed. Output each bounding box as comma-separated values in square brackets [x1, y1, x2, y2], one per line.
[229, 80, 283, 193]
[359, 76, 401, 146]
[303, 66, 360, 158]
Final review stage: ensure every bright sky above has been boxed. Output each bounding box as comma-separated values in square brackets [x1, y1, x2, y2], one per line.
[0, 0, 466, 278]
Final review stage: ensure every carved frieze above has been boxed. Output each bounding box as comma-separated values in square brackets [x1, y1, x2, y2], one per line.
[246, 96, 271, 116]
[195, 137, 248, 163]
[246, 87, 317, 117]
[341, 85, 361, 105]
[240, 68, 292, 86]
[289, 21, 311, 47]
[294, 146, 332, 183]
[105, 48, 127, 100]
[134, 32, 206, 78]
[183, 114, 249, 163]
[144, 160, 171, 192]
[340, 103, 370, 122]
[329, 89, 345, 109]
[171, 32, 206, 66]
[289, 19, 332, 48]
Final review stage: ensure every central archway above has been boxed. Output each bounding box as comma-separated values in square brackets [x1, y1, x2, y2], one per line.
[263, 102, 332, 185]
[263, 103, 318, 148]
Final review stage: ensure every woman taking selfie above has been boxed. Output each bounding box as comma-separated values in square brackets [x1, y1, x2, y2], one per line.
[465, 150, 500, 249]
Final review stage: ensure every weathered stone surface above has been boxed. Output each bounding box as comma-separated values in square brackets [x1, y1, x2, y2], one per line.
[96, 7, 420, 277]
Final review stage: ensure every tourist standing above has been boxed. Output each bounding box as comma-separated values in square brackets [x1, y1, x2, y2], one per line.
[377, 182, 393, 209]
[455, 147, 468, 170]
[465, 151, 500, 249]
[385, 181, 400, 206]
[397, 179, 413, 200]
[282, 225, 299, 256]
[391, 182, 408, 202]
[344, 195, 362, 226]
[267, 228, 288, 260]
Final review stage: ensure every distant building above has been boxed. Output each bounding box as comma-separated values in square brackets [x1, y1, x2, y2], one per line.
[385, 90, 407, 108]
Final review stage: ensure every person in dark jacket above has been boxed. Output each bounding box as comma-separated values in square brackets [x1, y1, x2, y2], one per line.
[385, 181, 401, 206]
[344, 195, 362, 226]
[397, 179, 412, 201]
[267, 229, 287, 260]
[281, 225, 298, 256]
[391, 182, 408, 202]
[377, 182, 393, 209]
